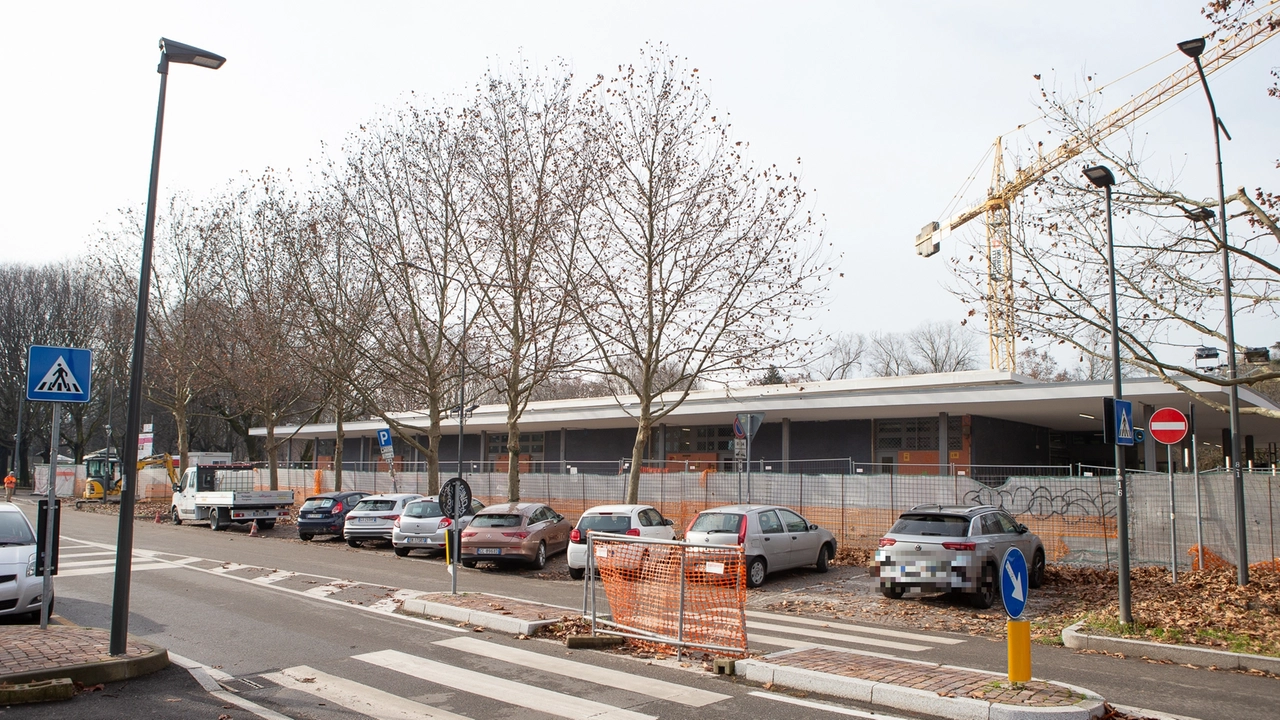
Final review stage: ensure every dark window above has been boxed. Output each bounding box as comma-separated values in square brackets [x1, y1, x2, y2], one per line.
[577, 515, 632, 534]
[777, 508, 809, 533]
[301, 498, 335, 511]
[689, 512, 743, 533]
[994, 512, 1019, 534]
[404, 501, 444, 518]
[471, 513, 523, 528]
[0, 513, 35, 545]
[980, 514, 1005, 536]
[889, 514, 970, 537]
[757, 510, 784, 534]
[353, 500, 397, 512]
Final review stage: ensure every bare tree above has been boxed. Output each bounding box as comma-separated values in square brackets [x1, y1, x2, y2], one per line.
[809, 332, 868, 380]
[564, 47, 831, 503]
[865, 321, 979, 376]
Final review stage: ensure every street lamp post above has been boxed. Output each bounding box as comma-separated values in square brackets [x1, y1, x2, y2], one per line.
[111, 38, 225, 656]
[1178, 36, 1248, 586]
[1083, 164, 1133, 624]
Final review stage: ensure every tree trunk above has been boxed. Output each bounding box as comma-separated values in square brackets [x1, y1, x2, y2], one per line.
[506, 413, 522, 502]
[334, 413, 344, 492]
[426, 416, 441, 495]
[626, 410, 651, 504]
[266, 421, 279, 491]
[175, 402, 190, 474]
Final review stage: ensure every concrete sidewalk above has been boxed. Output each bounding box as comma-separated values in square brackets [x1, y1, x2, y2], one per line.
[737, 645, 1106, 720]
[0, 624, 169, 703]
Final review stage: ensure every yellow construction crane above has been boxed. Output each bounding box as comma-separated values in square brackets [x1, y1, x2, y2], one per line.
[915, 11, 1279, 372]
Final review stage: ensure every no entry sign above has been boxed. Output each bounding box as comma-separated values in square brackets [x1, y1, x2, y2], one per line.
[1149, 407, 1189, 445]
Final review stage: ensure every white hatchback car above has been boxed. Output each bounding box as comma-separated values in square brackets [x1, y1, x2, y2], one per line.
[0, 504, 51, 621]
[566, 504, 676, 580]
[392, 495, 485, 557]
[343, 493, 422, 548]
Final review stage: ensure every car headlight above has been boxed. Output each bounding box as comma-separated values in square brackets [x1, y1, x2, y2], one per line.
[26, 553, 36, 577]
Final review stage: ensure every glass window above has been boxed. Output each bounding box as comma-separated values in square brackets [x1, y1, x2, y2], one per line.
[404, 501, 444, 518]
[995, 512, 1020, 534]
[471, 513, 523, 528]
[637, 509, 657, 527]
[0, 513, 36, 545]
[777, 508, 809, 533]
[470, 499, 486, 514]
[301, 498, 336, 511]
[757, 510, 784, 534]
[354, 499, 398, 512]
[889, 514, 970, 537]
[980, 513, 1005, 536]
[577, 514, 631, 534]
[689, 512, 742, 534]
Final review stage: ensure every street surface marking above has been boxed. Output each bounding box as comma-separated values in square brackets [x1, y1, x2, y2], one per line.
[264, 665, 472, 720]
[746, 621, 931, 652]
[356, 649, 657, 720]
[746, 610, 966, 644]
[749, 690, 913, 718]
[59, 558, 130, 568]
[209, 562, 252, 574]
[56, 562, 177, 577]
[252, 570, 297, 584]
[435, 636, 730, 707]
[304, 581, 351, 597]
[56, 551, 117, 559]
[170, 652, 235, 683]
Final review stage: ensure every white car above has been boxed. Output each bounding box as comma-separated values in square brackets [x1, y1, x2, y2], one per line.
[0, 504, 51, 621]
[343, 493, 422, 547]
[567, 504, 676, 580]
[392, 495, 485, 557]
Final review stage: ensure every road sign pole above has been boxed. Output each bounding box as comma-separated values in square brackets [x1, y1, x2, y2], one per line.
[1168, 444, 1177, 584]
[40, 402, 59, 630]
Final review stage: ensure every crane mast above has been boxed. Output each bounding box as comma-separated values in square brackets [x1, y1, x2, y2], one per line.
[915, 11, 1278, 372]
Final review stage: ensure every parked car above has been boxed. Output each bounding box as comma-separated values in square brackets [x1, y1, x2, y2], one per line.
[875, 504, 1046, 609]
[297, 491, 369, 542]
[0, 504, 51, 622]
[342, 493, 423, 547]
[566, 504, 676, 580]
[460, 503, 570, 569]
[684, 504, 837, 588]
[392, 495, 485, 557]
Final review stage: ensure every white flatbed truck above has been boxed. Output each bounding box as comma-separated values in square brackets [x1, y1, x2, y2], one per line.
[171, 464, 294, 531]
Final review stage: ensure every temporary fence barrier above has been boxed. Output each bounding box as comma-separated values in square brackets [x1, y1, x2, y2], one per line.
[585, 533, 748, 658]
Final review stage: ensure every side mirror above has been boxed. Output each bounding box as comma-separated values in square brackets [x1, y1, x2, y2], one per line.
[1017, 524, 1029, 534]
[809, 523, 819, 531]
[662, 518, 674, 526]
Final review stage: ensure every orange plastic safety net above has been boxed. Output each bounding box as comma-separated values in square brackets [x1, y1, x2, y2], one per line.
[592, 537, 748, 657]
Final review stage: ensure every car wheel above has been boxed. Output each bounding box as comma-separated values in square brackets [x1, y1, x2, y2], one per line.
[970, 564, 997, 609]
[209, 508, 225, 531]
[462, 560, 477, 569]
[569, 566, 585, 580]
[1029, 548, 1046, 589]
[255, 519, 275, 531]
[299, 533, 314, 542]
[394, 546, 410, 557]
[746, 556, 767, 588]
[347, 537, 362, 548]
[815, 543, 833, 573]
[171, 507, 182, 526]
[531, 541, 547, 570]
[881, 583, 905, 599]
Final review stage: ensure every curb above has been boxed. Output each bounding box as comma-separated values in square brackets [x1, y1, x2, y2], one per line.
[736, 653, 1105, 720]
[1062, 621, 1280, 675]
[0, 639, 169, 689]
[0, 677, 76, 705]
[401, 596, 562, 636]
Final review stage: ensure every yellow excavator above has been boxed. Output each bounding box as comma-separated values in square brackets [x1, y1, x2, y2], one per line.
[81, 451, 179, 503]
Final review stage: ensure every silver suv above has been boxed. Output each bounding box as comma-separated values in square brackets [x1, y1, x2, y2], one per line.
[875, 504, 1045, 609]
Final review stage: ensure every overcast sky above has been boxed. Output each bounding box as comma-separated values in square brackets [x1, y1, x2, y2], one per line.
[1, 1, 1275, 354]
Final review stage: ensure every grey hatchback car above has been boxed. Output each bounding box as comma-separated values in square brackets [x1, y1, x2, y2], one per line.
[685, 505, 837, 588]
[875, 504, 1045, 609]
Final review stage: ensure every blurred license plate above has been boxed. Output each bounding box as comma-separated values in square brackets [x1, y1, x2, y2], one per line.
[304, 513, 322, 518]
[412, 538, 429, 543]
[477, 548, 501, 555]
[356, 517, 378, 524]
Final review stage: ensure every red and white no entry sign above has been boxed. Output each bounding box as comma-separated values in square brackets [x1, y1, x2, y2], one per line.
[1149, 407, 1189, 445]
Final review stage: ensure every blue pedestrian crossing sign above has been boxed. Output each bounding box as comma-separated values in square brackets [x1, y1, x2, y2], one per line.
[27, 346, 92, 403]
[1000, 547, 1029, 619]
[1114, 399, 1134, 446]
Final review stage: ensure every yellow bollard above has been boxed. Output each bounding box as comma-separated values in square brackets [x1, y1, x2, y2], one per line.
[1007, 619, 1031, 682]
[444, 527, 451, 565]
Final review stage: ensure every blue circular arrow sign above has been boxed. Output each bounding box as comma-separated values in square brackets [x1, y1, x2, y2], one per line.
[1000, 547, 1029, 619]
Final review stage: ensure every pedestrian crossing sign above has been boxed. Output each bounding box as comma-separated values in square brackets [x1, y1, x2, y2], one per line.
[27, 345, 92, 403]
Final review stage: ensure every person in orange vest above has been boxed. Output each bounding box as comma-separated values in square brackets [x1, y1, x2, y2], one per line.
[3, 470, 15, 503]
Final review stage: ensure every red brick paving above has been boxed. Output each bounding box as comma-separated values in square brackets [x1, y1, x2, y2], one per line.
[770, 647, 1081, 706]
[0, 626, 151, 678]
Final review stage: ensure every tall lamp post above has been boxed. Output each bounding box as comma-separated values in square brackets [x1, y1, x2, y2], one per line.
[1178, 36, 1248, 586]
[1083, 164, 1133, 624]
[111, 38, 225, 656]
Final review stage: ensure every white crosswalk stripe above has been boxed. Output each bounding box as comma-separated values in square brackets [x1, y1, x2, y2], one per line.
[744, 610, 966, 653]
[434, 636, 730, 707]
[355, 648, 658, 720]
[263, 666, 471, 720]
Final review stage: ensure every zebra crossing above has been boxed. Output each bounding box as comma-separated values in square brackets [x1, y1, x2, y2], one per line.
[52, 541, 189, 577]
[745, 609, 968, 654]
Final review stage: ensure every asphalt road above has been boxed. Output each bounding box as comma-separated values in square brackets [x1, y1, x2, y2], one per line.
[8, 499, 1279, 720]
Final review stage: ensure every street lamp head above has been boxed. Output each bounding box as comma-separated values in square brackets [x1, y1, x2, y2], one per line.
[160, 38, 226, 69]
[1177, 38, 1207, 59]
[1082, 165, 1115, 188]
[1184, 206, 1215, 223]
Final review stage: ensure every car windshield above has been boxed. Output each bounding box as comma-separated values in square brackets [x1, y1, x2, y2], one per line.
[689, 513, 743, 533]
[0, 514, 36, 545]
[301, 498, 335, 511]
[471, 513, 523, 528]
[890, 514, 970, 537]
[404, 501, 445, 519]
[577, 515, 631, 533]
[353, 499, 397, 513]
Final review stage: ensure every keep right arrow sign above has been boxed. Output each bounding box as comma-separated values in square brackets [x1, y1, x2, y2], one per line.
[1150, 407, 1189, 445]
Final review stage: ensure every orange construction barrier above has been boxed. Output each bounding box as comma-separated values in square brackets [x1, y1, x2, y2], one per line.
[593, 537, 748, 657]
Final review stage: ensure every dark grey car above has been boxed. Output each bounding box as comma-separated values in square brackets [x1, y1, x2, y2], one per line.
[875, 504, 1045, 609]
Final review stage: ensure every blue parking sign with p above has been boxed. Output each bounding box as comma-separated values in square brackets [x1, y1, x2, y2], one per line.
[377, 428, 393, 449]
[27, 346, 92, 403]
